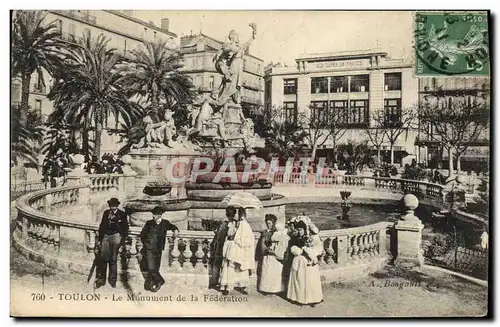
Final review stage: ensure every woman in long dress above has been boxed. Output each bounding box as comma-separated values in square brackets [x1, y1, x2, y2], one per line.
[219, 206, 255, 295]
[286, 220, 323, 307]
[257, 214, 288, 294]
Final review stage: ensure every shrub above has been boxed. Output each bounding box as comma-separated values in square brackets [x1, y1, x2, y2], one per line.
[425, 233, 455, 260]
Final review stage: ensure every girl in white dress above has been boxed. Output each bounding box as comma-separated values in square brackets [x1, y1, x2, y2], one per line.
[286, 220, 323, 307]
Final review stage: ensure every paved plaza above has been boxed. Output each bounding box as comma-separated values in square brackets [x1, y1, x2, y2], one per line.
[10, 203, 487, 317]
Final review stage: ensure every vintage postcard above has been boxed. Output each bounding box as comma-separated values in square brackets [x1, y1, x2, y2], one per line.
[10, 10, 490, 317]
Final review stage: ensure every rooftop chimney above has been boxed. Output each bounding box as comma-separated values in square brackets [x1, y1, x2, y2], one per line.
[161, 18, 170, 31]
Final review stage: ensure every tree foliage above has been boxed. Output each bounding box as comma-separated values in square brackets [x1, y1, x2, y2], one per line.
[335, 140, 372, 174]
[48, 31, 143, 158]
[12, 10, 65, 125]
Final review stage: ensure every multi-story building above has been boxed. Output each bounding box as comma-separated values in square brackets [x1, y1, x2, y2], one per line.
[264, 49, 419, 162]
[416, 77, 490, 171]
[11, 10, 177, 154]
[179, 33, 264, 113]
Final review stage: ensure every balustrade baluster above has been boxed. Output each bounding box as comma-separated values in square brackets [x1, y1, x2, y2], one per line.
[324, 237, 334, 265]
[358, 234, 366, 260]
[375, 231, 381, 255]
[39, 224, 50, 251]
[204, 239, 211, 266]
[129, 235, 137, 256]
[366, 232, 374, 257]
[194, 239, 205, 272]
[182, 238, 194, 271]
[135, 237, 143, 267]
[35, 223, 44, 248]
[350, 235, 358, 261]
[53, 226, 60, 252]
[46, 224, 55, 252]
[87, 230, 96, 254]
[371, 231, 378, 257]
[170, 237, 181, 270]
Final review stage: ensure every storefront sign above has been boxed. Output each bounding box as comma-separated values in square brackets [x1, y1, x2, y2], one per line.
[311, 59, 369, 70]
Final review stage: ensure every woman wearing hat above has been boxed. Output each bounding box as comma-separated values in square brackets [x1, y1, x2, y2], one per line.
[286, 219, 323, 307]
[218, 206, 255, 295]
[257, 214, 289, 295]
[95, 198, 129, 289]
[139, 206, 179, 292]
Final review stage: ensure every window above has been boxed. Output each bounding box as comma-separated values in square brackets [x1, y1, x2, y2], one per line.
[12, 84, 21, 103]
[350, 75, 369, 92]
[384, 72, 402, 91]
[310, 101, 328, 124]
[330, 76, 348, 93]
[311, 77, 328, 94]
[265, 80, 272, 109]
[194, 74, 202, 87]
[283, 78, 297, 94]
[384, 99, 402, 127]
[34, 100, 42, 116]
[68, 23, 76, 37]
[284, 102, 297, 122]
[209, 76, 215, 90]
[330, 100, 348, 125]
[36, 73, 43, 88]
[57, 19, 63, 34]
[348, 100, 369, 127]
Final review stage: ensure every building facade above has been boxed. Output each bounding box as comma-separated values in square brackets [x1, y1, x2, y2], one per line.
[11, 10, 177, 154]
[264, 49, 419, 162]
[416, 76, 490, 171]
[179, 33, 264, 112]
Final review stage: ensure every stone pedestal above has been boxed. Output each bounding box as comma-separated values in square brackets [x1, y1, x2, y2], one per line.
[394, 194, 425, 268]
[120, 155, 138, 200]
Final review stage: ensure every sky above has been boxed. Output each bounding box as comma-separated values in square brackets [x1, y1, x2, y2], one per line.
[134, 10, 415, 66]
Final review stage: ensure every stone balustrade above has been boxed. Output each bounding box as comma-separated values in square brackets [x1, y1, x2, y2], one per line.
[88, 174, 122, 193]
[273, 173, 445, 205]
[14, 185, 397, 285]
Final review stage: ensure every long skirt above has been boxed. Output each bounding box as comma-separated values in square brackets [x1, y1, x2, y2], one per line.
[219, 259, 249, 289]
[258, 255, 284, 293]
[287, 256, 323, 305]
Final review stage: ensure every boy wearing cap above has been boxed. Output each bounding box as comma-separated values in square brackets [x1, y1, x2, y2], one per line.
[140, 206, 179, 292]
[96, 198, 129, 289]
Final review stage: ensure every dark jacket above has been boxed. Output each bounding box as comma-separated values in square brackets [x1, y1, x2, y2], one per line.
[140, 219, 179, 251]
[98, 209, 129, 242]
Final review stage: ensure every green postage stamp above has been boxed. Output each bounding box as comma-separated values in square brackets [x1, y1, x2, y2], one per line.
[414, 11, 490, 76]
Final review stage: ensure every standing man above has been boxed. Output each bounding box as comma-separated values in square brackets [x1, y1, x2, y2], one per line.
[95, 197, 129, 289]
[140, 206, 179, 292]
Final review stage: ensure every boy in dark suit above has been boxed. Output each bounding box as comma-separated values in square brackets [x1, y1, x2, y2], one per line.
[140, 206, 179, 292]
[95, 197, 129, 289]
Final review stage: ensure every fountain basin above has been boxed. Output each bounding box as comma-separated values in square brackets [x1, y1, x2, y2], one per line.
[185, 181, 273, 201]
[123, 194, 288, 232]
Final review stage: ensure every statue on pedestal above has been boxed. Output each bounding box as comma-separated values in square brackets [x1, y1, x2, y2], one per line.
[133, 109, 176, 149]
[132, 23, 262, 154]
[213, 23, 257, 108]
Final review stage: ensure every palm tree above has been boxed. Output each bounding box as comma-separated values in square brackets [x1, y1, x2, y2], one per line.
[118, 40, 196, 122]
[12, 10, 64, 125]
[48, 31, 142, 158]
[11, 106, 42, 168]
[266, 120, 308, 158]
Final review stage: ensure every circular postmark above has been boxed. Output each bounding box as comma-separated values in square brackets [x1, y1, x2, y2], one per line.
[414, 11, 490, 76]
